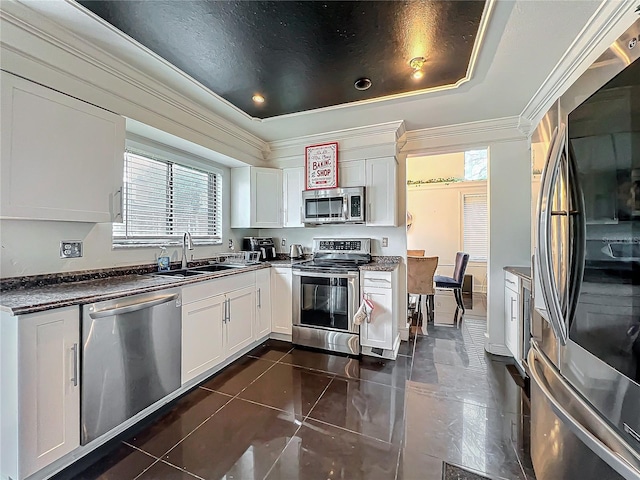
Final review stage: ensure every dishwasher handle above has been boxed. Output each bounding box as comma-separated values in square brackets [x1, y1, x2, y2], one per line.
[89, 294, 179, 319]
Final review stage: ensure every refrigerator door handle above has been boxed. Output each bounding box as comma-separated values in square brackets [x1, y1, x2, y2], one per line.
[536, 124, 569, 344]
[529, 345, 640, 479]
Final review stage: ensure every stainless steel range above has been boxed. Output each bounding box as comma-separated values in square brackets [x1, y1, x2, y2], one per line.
[292, 238, 371, 355]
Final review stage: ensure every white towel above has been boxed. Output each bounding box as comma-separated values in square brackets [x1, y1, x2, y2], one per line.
[354, 297, 375, 325]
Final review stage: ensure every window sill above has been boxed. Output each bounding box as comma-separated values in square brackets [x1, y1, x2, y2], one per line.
[113, 240, 222, 250]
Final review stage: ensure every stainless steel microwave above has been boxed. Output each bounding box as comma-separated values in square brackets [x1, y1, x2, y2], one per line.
[302, 186, 365, 224]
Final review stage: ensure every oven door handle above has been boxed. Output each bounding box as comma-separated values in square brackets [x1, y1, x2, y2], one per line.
[292, 270, 359, 279]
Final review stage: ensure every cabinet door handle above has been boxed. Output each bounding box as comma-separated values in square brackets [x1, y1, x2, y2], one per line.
[505, 279, 516, 285]
[367, 202, 372, 223]
[71, 343, 78, 387]
[511, 297, 517, 321]
[257, 288, 261, 308]
[227, 299, 231, 323]
[114, 187, 123, 221]
[223, 298, 227, 324]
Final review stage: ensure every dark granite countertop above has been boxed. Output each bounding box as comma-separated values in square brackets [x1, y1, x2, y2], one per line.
[360, 256, 401, 272]
[503, 266, 531, 280]
[1, 263, 270, 316]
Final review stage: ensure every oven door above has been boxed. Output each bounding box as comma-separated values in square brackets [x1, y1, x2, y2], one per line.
[292, 270, 359, 333]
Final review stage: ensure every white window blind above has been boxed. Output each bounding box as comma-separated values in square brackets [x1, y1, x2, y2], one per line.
[113, 150, 222, 245]
[463, 193, 488, 261]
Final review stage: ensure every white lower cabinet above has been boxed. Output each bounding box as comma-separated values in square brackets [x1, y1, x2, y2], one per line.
[225, 286, 256, 357]
[1, 306, 80, 480]
[181, 294, 226, 383]
[255, 268, 272, 338]
[271, 267, 293, 335]
[181, 272, 257, 384]
[360, 269, 399, 357]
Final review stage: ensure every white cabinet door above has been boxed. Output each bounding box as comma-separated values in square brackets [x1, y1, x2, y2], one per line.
[504, 286, 519, 357]
[366, 157, 397, 226]
[19, 306, 79, 478]
[255, 268, 272, 339]
[0, 72, 125, 223]
[252, 167, 283, 227]
[182, 294, 225, 384]
[282, 167, 304, 228]
[361, 287, 394, 349]
[271, 267, 293, 335]
[231, 166, 282, 228]
[226, 286, 256, 357]
[339, 160, 365, 187]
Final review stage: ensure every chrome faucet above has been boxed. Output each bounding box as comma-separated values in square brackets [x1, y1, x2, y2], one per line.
[181, 232, 194, 269]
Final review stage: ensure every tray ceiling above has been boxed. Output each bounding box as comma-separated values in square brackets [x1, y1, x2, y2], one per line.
[78, 0, 489, 119]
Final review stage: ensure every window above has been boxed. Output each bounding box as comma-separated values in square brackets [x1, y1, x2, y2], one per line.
[463, 193, 488, 261]
[464, 149, 488, 181]
[113, 150, 222, 246]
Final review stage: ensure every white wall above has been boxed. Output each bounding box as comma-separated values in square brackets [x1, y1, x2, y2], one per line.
[407, 182, 487, 292]
[407, 152, 465, 181]
[486, 139, 532, 355]
[0, 165, 253, 277]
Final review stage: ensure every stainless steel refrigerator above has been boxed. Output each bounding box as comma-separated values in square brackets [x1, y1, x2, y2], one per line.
[530, 19, 640, 480]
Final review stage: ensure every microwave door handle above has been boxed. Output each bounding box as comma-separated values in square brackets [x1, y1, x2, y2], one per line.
[343, 196, 348, 220]
[536, 124, 568, 345]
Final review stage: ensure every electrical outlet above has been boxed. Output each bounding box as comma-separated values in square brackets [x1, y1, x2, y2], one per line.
[281, 238, 287, 247]
[228, 239, 234, 250]
[382, 237, 389, 247]
[60, 241, 83, 258]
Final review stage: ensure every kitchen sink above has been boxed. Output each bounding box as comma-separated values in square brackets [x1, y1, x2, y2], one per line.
[188, 264, 238, 273]
[150, 269, 207, 277]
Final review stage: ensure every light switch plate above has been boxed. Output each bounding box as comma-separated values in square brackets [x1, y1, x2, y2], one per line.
[60, 241, 83, 258]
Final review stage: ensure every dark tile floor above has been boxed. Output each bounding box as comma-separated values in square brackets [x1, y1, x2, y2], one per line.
[59, 302, 534, 480]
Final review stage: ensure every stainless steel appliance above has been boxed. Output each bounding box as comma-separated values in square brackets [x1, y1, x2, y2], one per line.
[292, 238, 371, 354]
[81, 289, 181, 444]
[243, 236, 277, 261]
[531, 20, 640, 480]
[302, 186, 365, 224]
[289, 243, 304, 259]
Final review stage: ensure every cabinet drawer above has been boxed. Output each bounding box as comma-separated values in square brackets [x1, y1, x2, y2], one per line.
[362, 271, 393, 289]
[504, 271, 519, 292]
[182, 271, 256, 305]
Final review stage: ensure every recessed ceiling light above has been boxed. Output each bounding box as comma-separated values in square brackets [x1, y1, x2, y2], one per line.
[354, 78, 372, 91]
[252, 94, 265, 104]
[409, 56, 427, 80]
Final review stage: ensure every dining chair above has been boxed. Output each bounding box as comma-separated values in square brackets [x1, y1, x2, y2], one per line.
[407, 249, 425, 257]
[434, 252, 470, 327]
[407, 255, 439, 333]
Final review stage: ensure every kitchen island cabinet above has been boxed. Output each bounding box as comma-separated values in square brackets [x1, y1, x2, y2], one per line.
[0, 306, 80, 480]
[0, 71, 125, 223]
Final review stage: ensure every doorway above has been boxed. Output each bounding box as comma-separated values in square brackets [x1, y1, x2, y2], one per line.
[406, 149, 488, 327]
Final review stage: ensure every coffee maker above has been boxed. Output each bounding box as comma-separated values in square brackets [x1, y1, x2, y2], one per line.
[243, 237, 277, 262]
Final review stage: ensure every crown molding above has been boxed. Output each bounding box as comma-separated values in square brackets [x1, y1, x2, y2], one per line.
[402, 116, 525, 154]
[267, 120, 406, 163]
[1, 1, 269, 163]
[519, 0, 638, 129]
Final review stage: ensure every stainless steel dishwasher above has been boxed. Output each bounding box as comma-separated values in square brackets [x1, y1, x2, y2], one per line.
[81, 288, 181, 444]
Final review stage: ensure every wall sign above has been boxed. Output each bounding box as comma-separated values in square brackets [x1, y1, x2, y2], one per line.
[305, 142, 338, 190]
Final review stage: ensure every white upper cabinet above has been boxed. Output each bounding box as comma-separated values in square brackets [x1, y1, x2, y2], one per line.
[231, 166, 283, 228]
[282, 166, 304, 228]
[366, 157, 397, 226]
[0, 72, 125, 223]
[339, 160, 366, 187]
